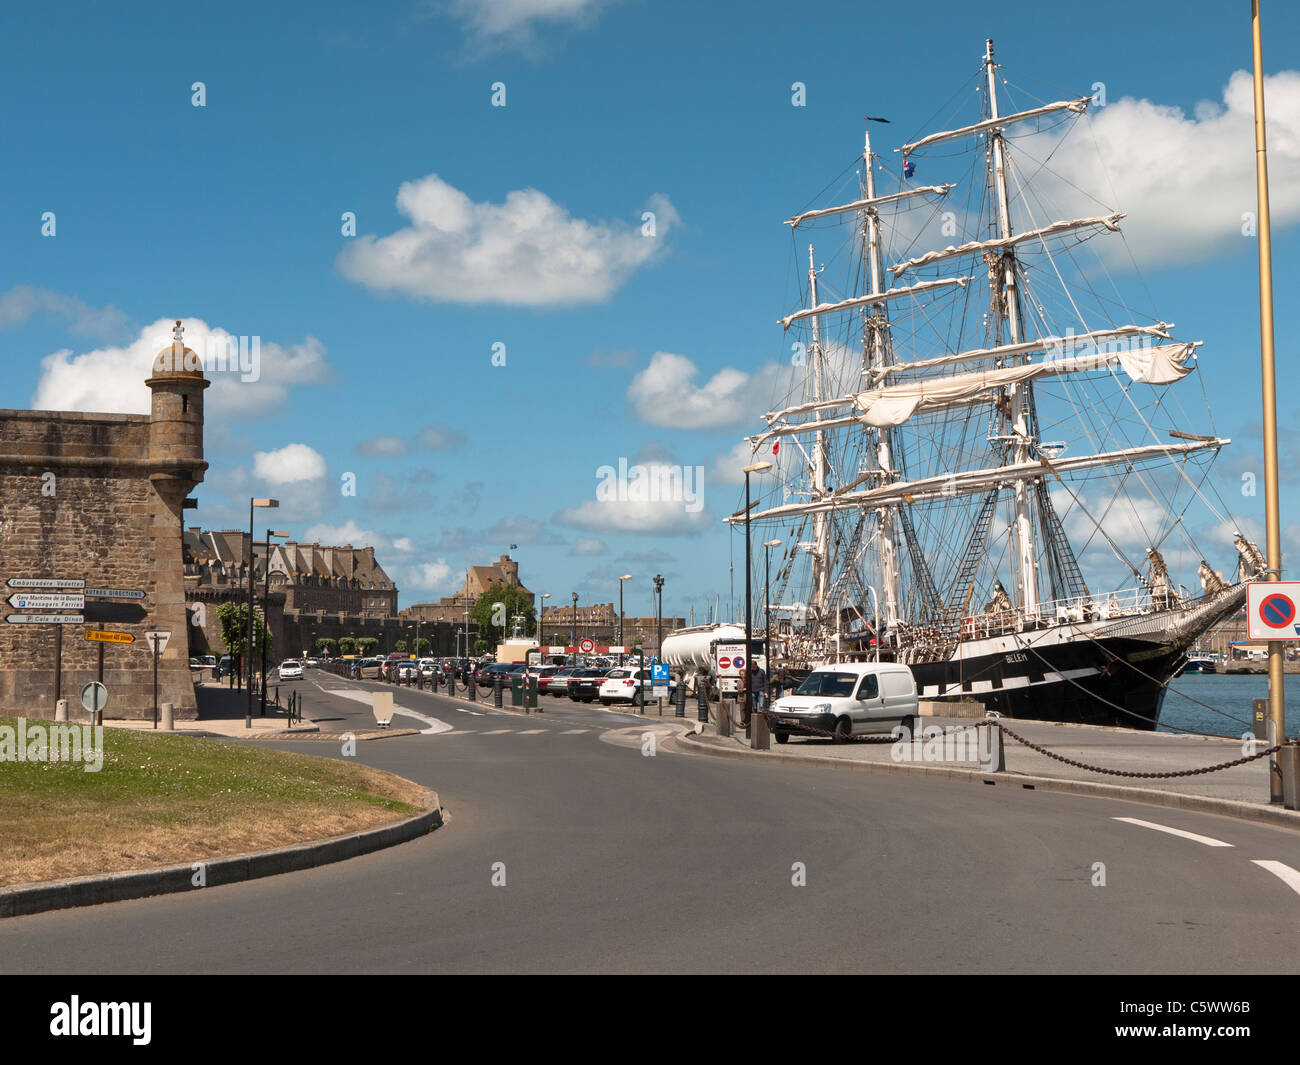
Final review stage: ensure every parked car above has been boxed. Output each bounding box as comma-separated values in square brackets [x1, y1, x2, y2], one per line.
[215, 656, 234, 679]
[570, 668, 613, 703]
[599, 667, 677, 706]
[278, 659, 304, 681]
[767, 662, 918, 744]
[532, 665, 564, 692]
[476, 661, 522, 687]
[306, 657, 320, 668]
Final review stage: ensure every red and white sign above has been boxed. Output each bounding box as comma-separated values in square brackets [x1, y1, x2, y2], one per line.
[1247, 581, 1300, 641]
[579, 638, 595, 653]
[717, 656, 731, 669]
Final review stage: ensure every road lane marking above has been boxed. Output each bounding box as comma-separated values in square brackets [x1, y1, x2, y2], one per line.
[1113, 817, 1233, 848]
[1251, 860, 1300, 896]
[562, 728, 589, 734]
[481, 729, 511, 735]
[518, 729, 547, 735]
[321, 689, 453, 735]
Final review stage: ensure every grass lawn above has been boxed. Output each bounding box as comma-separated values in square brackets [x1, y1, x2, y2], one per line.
[0, 718, 430, 887]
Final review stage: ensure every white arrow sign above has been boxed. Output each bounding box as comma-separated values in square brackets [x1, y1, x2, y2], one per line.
[6, 577, 85, 589]
[144, 630, 171, 654]
[7, 593, 85, 610]
[84, 587, 146, 600]
[5, 614, 85, 624]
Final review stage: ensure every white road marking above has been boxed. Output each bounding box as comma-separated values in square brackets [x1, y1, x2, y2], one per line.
[562, 728, 589, 734]
[518, 729, 548, 735]
[1251, 860, 1300, 897]
[1112, 817, 1233, 848]
[481, 729, 511, 735]
[322, 689, 453, 735]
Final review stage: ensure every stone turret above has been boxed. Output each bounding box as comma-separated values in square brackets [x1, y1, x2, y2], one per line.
[498, 554, 520, 587]
[146, 319, 209, 499]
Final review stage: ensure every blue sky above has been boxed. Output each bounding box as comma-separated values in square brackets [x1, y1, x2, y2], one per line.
[3, 0, 1299, 621]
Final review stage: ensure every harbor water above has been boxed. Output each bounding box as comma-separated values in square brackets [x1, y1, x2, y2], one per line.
[1159, 673, 1300, 739]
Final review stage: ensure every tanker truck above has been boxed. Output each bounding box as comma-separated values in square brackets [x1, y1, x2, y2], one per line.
[660, 624, 766, 701]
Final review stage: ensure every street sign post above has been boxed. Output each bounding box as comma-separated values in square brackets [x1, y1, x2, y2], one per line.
[5, 614, 84, 624]
[84, 587, 145, 600]
[1247, 581, 1300, 640]
[6, 577, 85, 589]
[145, 632, 169, 729]
[652, 662, 669, 701]
[80, 681, 109, 720]
[7, 593, 85, 610]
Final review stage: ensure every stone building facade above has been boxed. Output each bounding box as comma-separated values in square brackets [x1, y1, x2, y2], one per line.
[0, 324, 207, 719]
[401, 555, 531, 625]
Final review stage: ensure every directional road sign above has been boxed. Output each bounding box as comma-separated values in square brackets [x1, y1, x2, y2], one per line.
[85, 629, 134, 644]
[84, 602, 147, 624]
[5, 614, 84, 624]
[6, 577, 84, 589]
[7, 593, 85, 610]
[84, 587, 145, 600]
[1247, 581, 1300, 640]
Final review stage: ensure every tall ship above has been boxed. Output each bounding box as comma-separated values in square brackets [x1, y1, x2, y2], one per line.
[730, 39, 1264, 730]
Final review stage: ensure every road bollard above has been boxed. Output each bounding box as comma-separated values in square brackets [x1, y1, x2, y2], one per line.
[447, 675, 455, 697]
[674, 683, 686, 718]
[697, 686, 708, 723]
[751, 706, 769, 750]
[468, 677, 477, 702]
[55, 699, 68, 722]
[718, 696, 733, 737]
[980, 723, 1006, 773]
[160, 701, 174, 731]
[494, 676, 504, 708]
[1280, 745, 1300, 809]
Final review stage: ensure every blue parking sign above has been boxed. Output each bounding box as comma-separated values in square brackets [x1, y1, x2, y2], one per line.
[651, 663, 669, 683]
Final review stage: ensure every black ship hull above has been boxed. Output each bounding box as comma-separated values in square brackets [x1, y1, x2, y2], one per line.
[908, 635, 1187, 731]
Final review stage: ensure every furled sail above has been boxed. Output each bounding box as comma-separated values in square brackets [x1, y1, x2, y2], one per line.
[727, 438, 1227, 524]
[779, 275, 969, 330]
[899, 98, 1090, 155]
[890, 214, 1124, 278]
[785, 185, 955, 229]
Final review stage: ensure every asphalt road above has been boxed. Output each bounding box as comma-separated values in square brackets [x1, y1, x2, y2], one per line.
[5, 673, 1300, 973]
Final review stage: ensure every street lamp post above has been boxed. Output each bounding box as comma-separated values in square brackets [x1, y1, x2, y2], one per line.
[261, 529, 289, 717]
[540, 593, 550, 650]
[653, 574, 664, 662]
[742, 463, 772, 728]
[571, 592, 578, 649]
[618, 575, 631, 665]
[247, 498, 278, 729]
[763, 538, 781, 674]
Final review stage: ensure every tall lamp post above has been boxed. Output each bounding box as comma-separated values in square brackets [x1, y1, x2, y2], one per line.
[653, 574, 664, 661]
[571, 592, 579, 649]
[260, 528, 289, 717]
[246, 498, 278, 729]
[742, 463, 772, 725]
[1252, 0, 1287, 803]
[540, 593, 550, 650]
[763, 538, 781, 670]
[618, 574, 631, 665]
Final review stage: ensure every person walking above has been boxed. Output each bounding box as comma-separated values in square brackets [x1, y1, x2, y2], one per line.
[749, 660, 769, 716]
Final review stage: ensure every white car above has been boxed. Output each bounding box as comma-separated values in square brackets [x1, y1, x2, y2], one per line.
[768, 662, 917, 744]
[278, 659, 304, 681]
[599, 667, 677, 705]
[306, 657, 320, 667]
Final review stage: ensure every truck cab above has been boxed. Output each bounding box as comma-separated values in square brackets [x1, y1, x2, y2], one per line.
[768, 662, 917, 744]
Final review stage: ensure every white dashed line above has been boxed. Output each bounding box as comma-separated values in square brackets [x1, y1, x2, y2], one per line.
[562, 729, 589, 734]
[481, 729, 511, 735]
[1112, 817, 1233, 848]
[1251, 860, 1300, 896]
[518, 729, 548, 735]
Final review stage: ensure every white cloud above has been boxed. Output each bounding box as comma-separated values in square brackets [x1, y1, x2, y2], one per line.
[1032, 70, 1300, 268]
[0, 286, 131, 339]
[337, 174, 677, 306]
[409, 560, 455, 592]
[570, 537, 606, 556]
[30, 317, 330, 419]
[253, 444, 327, 485]
[709, 439, 763, 487]
[355, 435, 409, 458]
[629, 352, 787, 430]
[447, 0, 603, 37]
[555, 461, 713, 536]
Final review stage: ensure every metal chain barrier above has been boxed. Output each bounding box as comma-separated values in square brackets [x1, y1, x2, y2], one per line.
[751, 711, 1289, 767]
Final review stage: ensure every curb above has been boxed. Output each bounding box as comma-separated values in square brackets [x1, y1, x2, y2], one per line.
[251, 727, 421, 742]
[670, 732, 1300, 833]
[0, 788, 444, 919]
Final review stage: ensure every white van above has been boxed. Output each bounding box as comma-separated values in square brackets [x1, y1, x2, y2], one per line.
[769, 662, 918, 744]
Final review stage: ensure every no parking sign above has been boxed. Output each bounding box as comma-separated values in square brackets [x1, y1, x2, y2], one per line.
[1246, 581, 1300, 640]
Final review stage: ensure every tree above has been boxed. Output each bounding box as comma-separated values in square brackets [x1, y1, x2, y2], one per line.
[471, 583, 536, 646]
[395, 639, 408, 653]
[413, 637, 430, 655]
[315, 637, 337, 654]
[215, 601, 270, 680]
[356, 636, 379, 654]
[338, 636, 356, 655]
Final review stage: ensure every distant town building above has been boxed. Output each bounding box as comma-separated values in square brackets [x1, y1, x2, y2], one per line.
[402, 555, 531, 625]
[0, 322, 206, 719]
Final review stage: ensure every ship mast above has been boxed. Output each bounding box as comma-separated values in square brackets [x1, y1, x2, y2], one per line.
[807, 243, 830, 616]
[862, 122, 901, 629]
[984, 37, 1041, 617]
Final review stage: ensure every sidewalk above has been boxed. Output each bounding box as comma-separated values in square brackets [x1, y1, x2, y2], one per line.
[103, 679, 319, 738]
[686, 713, 1280, 808]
